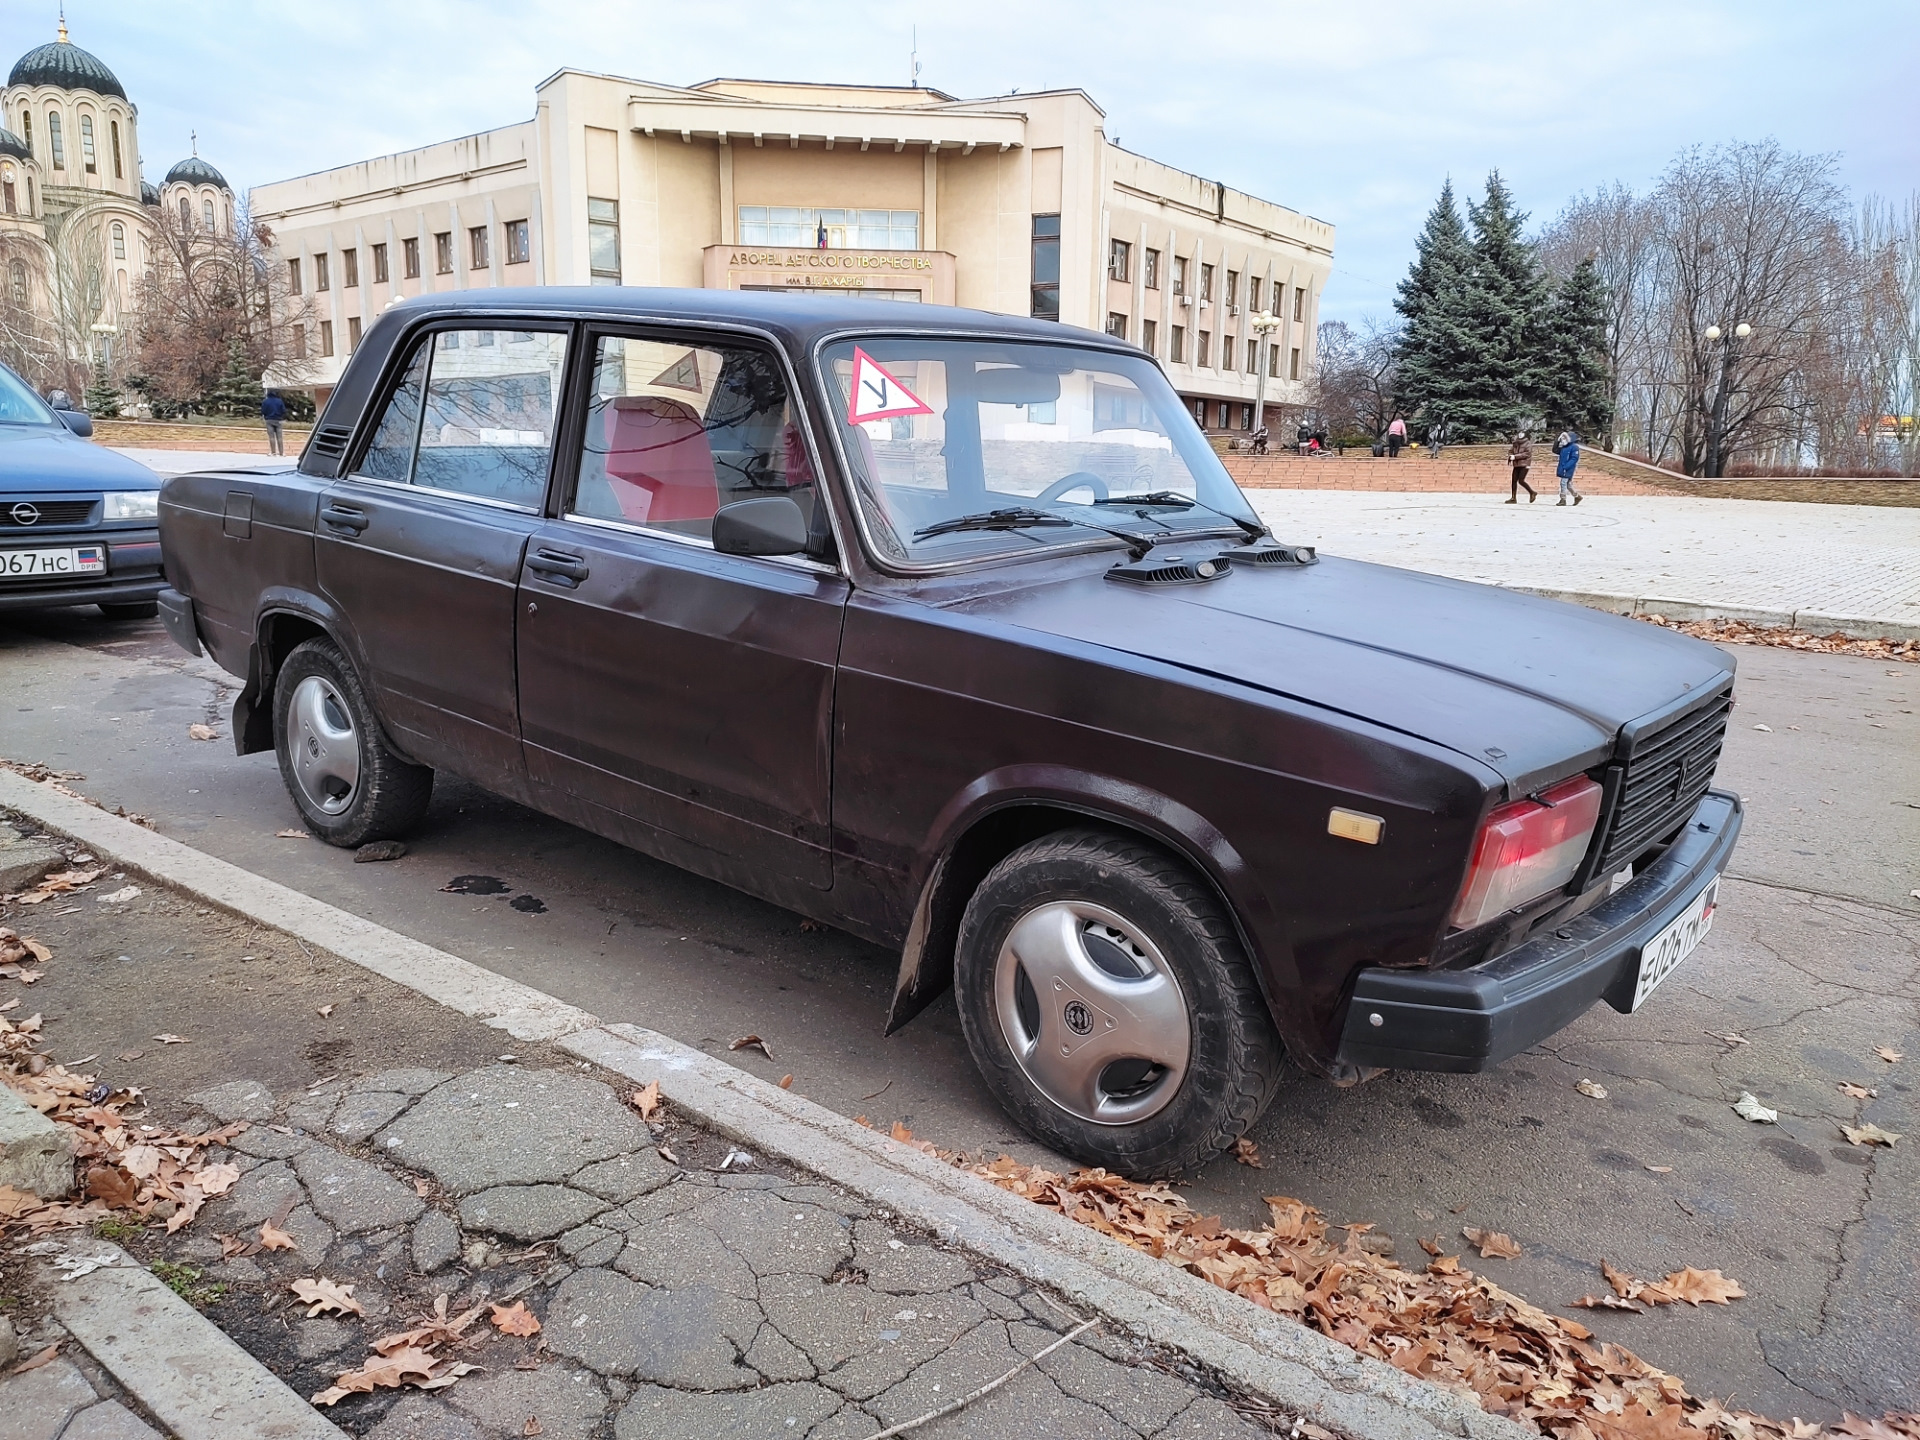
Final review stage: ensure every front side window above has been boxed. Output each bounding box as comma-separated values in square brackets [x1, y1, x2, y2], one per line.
[504, 219, 530, 265]
[571, 332, 818, 546]
[1029, 214, 1059, 321]
[355, 327, 568, 508]
[587, 199, 620, 284]
[79, 114, 96, 172]
[820, 337, 1259, 569]
[47, 112, 62, 169]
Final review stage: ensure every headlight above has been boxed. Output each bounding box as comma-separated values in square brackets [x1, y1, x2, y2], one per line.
[102, 490, 159, 520]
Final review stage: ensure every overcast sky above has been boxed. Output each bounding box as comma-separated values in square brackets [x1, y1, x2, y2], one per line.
[12, 0, 1914, 325]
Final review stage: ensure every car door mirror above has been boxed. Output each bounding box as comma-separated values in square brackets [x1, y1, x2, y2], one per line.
[712, 495, 808, 557]
[57, 409, 93, 438]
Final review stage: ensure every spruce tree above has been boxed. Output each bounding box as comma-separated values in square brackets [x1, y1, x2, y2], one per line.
[84, 356, 119, 417]
[1392, 182, 1470, 428]
[1449, 172, 1552, 439]
[208, 338, 263, 418]
[1540, 257, 1613, 442]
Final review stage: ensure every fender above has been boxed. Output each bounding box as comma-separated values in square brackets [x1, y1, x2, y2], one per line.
[235, 589, 422, 766]
[883, 764, 1325, 1069]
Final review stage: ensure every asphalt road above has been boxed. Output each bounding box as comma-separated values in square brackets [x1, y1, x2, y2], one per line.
[3, 607, 1915, 1420]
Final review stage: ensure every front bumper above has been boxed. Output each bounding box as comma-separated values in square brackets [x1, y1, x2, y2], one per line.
[0, 529, 163, 612]
[1336, 789, 1742, 1072]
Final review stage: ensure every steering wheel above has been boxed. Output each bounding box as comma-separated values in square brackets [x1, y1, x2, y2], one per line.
[1036, 472, 1109, 505]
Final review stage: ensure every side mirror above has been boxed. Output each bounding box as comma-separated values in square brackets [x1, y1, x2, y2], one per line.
[57, 409, 93, 438]
[712, 495, 807, 557]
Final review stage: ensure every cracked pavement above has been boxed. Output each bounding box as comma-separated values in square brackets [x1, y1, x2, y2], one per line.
[2, 614, 1916, 1422]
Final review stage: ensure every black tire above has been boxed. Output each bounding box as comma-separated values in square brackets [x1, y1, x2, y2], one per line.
[954, 827, 1283, 1178]
[272, 638, 433, 848]
[99, 600, 159, 620]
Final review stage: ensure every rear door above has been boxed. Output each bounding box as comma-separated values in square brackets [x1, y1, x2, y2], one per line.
[514, 326, 847, 900]
[316, 324, 569, 797]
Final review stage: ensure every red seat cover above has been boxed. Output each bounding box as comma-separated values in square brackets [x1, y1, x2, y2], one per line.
[601, 396, 717, 523]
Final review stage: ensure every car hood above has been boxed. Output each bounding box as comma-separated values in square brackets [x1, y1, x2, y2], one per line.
[939, 553, 1735, 794]
[0, 425, 160, 491]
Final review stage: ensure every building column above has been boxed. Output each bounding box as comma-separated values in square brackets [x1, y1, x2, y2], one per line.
[718, 138, 735, 244]
[922, 143, 937, 250]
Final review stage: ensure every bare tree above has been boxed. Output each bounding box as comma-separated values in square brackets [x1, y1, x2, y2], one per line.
[1539, 183, 1659, 452]
[1311, 317, 1400, 440]
[0, 232, 56, 385]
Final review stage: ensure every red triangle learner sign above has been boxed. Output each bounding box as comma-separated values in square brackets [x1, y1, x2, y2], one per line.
[847, 347, 935, 424]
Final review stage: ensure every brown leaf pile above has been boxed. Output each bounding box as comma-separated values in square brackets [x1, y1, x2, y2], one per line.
[312, 1293, 486, 1406]
[1635, 616, 1919, 664]
[960, 1156, 1920, 1440]
[0, 759, 159, 827]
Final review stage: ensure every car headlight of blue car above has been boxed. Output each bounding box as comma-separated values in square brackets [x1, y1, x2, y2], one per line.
[103, 490, 160, 521]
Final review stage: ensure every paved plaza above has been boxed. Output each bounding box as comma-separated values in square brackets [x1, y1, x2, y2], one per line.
[1245, 490, 1920, 636]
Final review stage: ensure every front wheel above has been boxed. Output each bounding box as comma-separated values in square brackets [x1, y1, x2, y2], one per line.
[273, 639, 433, 847]
[954, 828, 1283, 1177]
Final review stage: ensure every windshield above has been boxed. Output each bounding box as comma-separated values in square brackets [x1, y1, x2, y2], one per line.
[820, 337, 1261, 566]
[0, 364, 56, 426]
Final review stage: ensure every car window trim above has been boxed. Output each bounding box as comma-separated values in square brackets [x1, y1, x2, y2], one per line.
[342, 318, 576, 510]
[553, 509, 841, 577]
[340, 471, 546, 517]
[553, 319, 849, 581]
[804, 325, 1211, 579]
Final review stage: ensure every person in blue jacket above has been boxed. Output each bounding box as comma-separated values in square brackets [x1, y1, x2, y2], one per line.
[1554, 427, 1583, 506]
[261, 389, 289, 456]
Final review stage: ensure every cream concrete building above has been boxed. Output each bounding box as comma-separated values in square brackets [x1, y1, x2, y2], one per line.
[252, 72, 1333, 428]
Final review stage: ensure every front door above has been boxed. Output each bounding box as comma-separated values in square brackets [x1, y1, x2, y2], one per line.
[316, 325, 570, 797]
[515, 328, 847, 903]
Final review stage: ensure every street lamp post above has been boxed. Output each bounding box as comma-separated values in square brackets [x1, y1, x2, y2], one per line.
[1702, 321, 1751, 479]
[1250, 309, 1283, 435]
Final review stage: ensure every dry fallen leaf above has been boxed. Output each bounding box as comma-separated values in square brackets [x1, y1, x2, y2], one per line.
[1576, 1079, 1610, 1099]
[188, 723, 218, 741]
[8, 1342, 60, 1375]
[729, 1034, 775, 1060]
[628, 1081, 660, 1120]
[524, 1419, 544, 1437]
[656, 1145, 678, 1166]
[1602, 1259, 1643, 1298]
[195, 1162, 241, 1197]
[1233, 1136, 1264, 1168]
[218, 1233, 248, 1259]
[1418, 1236, 1444, 1256]
[258, 1221, 299, 1252]
[1643, 1267, 1747, 1306]
[1839, 1121, 1900, 1148]
[292, 1276, 366, 1318]
[275, 828, 308, 839]
[316, 1004, 334, 1018]
[1875, 1046, 1903, 1064]
[1645, 1165, 1674, 1174]
[152, 1033, 191, 1046]
[1571, 1293, 1643, 1311]
[1705, 1030, 1749, 1046]
[1732, 1091, 1778, 1124]
[778, 1074, 794, 1089]
[1461, 1227, 1522, 1259]
[489, 1301, 541, 1336]
[84, 1165, 137, 1209]
[1839, 1083, 1878, 1099]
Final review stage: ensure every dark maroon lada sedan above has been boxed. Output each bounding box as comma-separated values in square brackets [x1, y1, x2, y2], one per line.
[156, 290, 1740, 1175]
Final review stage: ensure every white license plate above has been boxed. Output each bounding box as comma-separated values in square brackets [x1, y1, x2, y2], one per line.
[1631, 876, 1719, 1011]
[0, 545, 105, 579]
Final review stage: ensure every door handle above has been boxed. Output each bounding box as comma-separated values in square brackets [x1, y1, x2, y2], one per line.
[320, 504, 369, 534]
[527, 548, 589, 586]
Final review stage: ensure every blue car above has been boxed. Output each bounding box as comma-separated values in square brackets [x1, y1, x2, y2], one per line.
[0, 361, 164, 618]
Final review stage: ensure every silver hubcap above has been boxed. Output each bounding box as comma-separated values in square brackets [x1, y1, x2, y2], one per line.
[992, 900, 1191, 1126]
[289, 675, 360, 816]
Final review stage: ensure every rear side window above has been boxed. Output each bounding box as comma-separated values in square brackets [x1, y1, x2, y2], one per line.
[352, 327, 569, 508]
[568, 332, 818, 544]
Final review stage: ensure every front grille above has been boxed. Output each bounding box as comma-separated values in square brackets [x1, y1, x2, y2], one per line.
[1, 498, 96, 528]
[1590, 686, 1732, 877]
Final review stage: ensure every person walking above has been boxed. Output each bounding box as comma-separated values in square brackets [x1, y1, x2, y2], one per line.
[1427, 416, 1447, 459]
[1554, 427, 1583, 505]
[1386, 414, 1406, 458]
[261, 389, 288, 456]
[1506, 431, 1536, 503]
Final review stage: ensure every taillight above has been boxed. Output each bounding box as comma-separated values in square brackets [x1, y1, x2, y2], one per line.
[1450, 776, 1603, 929]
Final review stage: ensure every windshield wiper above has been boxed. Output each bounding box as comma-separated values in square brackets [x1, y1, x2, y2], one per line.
[1100, 491, 1268, 542]
[914, 507, 1073, 539]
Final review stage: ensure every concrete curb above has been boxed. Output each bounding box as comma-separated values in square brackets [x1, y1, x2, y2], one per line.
[1502, 586, 1920, 643]
[26, 1240, 345, 1439]
[0, 770, 1533, 1440]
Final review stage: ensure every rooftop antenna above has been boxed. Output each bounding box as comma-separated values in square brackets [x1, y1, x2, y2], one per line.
[910, 26, 921, 88]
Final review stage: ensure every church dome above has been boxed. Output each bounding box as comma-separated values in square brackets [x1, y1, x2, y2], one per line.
[165, 155, 228, 190]
[0, 127, 30, 163]
[141, 180, 158, 205]
[9, 31, 126, 100]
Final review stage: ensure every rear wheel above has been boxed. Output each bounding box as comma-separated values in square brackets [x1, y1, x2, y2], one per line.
[99, 601, 159, 620]
[273, 639, 432, 847]
[954, 827, 1283, 1177]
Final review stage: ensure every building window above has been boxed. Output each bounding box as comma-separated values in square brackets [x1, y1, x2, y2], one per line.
[1293, 286, 1305, 322]
[319, 320, 335, 357]
[1141, 318, 1156, 355]
[1172, 256, 1187, 298]
[372, 242, 389, 284]
[314, 252, 330, 291]
[1240, 404, 1254, 430]
[1030, 213, 1059, 321]
[203, 198, 214, 230]
[1289, 346, 1301, 380]
[177, 195, 189, 227]
[342, 248, 359, 288]
[26, 177, 33, 214]
[290, 323, 306, 357]
[8, 260, 25, 305]
[736, 206, 918, 248]
[1192, 399, 1206, 427]
[348, 316, 363, 350]
[1269, 343, 1282, 378]
[110, 119, 122, 179]
[19, 110, 28, 148]
[1105, 312, 1128, 340]
[434, 231, 454, 274]
[1227, 271, 1239, 309]
[110, 221, 125, 259]
[1108, 239, 1130, 284]
[287, 257, 302, 294]
[587, 198, 620, 284]
[1197, 331, 1211, 368]
[48, 112, 63, 169]
[504, 219, 530, 265]
[1170, 326, 1185, 363]
[469, 225, 489, 270]
[1, 166, 13, 216]
[1143, 249, 1159, 289]
[1200, 264, 1214, 303]
[1217, 401, 1231, 429]
[403, 236, 421, 279]
[79, 114, 96, 173]
[1246, 338, 1257, 373]
[1248, 277, 1261, 311]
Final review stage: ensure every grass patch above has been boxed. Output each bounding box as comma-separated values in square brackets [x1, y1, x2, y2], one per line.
[91, 1216, 145, 1243]
[151, 1260, 226, 1308]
